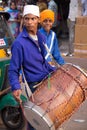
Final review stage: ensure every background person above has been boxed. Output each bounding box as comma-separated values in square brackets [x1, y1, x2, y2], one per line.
[47, 0, 58, 33]
[53, 0, 70, 39]
[66, 0, 79, 56]
[7, 0, 21, 38]
[39, 9, 65, 66]
[81, 0, 87, 16]
[36, 0, 47, 12]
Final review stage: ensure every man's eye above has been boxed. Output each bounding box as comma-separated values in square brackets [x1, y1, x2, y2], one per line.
[25, 17, 29, 20]
[43, 19, 52, 23]
[32, 18, 35, 20]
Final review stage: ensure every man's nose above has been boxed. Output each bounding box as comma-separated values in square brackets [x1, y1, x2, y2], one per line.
[27, 19, 32, 23]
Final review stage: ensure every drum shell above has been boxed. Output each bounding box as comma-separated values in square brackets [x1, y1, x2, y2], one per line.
[30, 64, 87, 129]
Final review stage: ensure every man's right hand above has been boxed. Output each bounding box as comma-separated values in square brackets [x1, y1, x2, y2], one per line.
[13, 89, 22, 104]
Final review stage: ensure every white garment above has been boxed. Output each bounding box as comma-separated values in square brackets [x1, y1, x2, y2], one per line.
[23, 5, 40, 17]
[81, 0, 87, 16]
[45, 32, 55, 60]
[68, 0, 79, 21]
[48, 0, 58, 27]
[81, 0, 87, 4]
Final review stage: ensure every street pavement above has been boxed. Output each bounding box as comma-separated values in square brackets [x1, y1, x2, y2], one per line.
[0, 38, 87, 130]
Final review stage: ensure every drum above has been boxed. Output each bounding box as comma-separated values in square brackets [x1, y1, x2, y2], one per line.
[23, 63, 87, 130]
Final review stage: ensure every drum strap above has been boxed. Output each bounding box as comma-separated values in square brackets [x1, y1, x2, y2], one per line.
[21, 67, 32, 98]
[45, 32, 55, 60]
[43, 43, 60, 68]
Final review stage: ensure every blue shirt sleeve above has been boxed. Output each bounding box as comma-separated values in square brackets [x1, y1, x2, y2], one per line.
[8, 41, 23, 91]
[52, 35, 65, 65]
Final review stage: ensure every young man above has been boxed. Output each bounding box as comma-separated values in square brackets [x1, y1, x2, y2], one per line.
[7, 1, 20, 38]
[39, 9, 65, 66]
[8, 5, 56, 130]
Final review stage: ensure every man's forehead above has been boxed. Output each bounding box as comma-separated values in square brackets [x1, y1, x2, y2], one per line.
[24, 14, 38, 18]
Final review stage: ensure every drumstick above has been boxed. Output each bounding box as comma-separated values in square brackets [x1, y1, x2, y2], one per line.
[43, 43, 60, 68]
[20, 102, 28, 128]
[33, 81, 42, 88]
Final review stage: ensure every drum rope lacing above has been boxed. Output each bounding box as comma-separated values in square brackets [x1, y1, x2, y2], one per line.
[33, 64, 86, 105]
[31, 64, 87, 127]
[43, 65, 84, 126]
[51, 64, 86, 126]
[61, 64, 87, 98]
[53, 65, 85, 126]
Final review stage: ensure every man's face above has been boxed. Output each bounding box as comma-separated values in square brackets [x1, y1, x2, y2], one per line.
[41, 18, 53, 33]
[23, 14, 39, 35]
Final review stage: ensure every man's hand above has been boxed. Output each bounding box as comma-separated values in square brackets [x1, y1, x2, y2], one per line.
[13, 89, 22, 104]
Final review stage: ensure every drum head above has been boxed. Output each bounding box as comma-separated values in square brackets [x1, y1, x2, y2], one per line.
[23, 101, 55, 130]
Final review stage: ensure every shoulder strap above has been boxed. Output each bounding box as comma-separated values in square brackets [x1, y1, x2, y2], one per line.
[45, 32, 55, 59]
[21, 67, 32, 98]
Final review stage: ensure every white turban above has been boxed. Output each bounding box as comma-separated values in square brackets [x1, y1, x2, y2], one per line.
[23, 5, 40, 17]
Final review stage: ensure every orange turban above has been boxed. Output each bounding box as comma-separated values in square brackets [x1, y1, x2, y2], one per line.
[40, 9, 54, 23]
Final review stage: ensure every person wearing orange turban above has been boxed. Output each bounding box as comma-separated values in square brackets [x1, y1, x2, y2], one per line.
[40, 9, 54, 23]
[39, 9, 65, 66]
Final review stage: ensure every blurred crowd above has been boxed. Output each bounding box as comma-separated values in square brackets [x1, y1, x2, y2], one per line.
[0, 0, 87, 55]
[0, 0, 87, 38]
[0, 0, 70, 39]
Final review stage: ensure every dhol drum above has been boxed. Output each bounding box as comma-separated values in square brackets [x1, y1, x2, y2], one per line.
[23, 63, 87, 130]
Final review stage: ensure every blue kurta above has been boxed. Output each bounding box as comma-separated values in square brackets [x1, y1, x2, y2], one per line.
[39, 27, 65, 65]
[8, 27, 56, 91]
